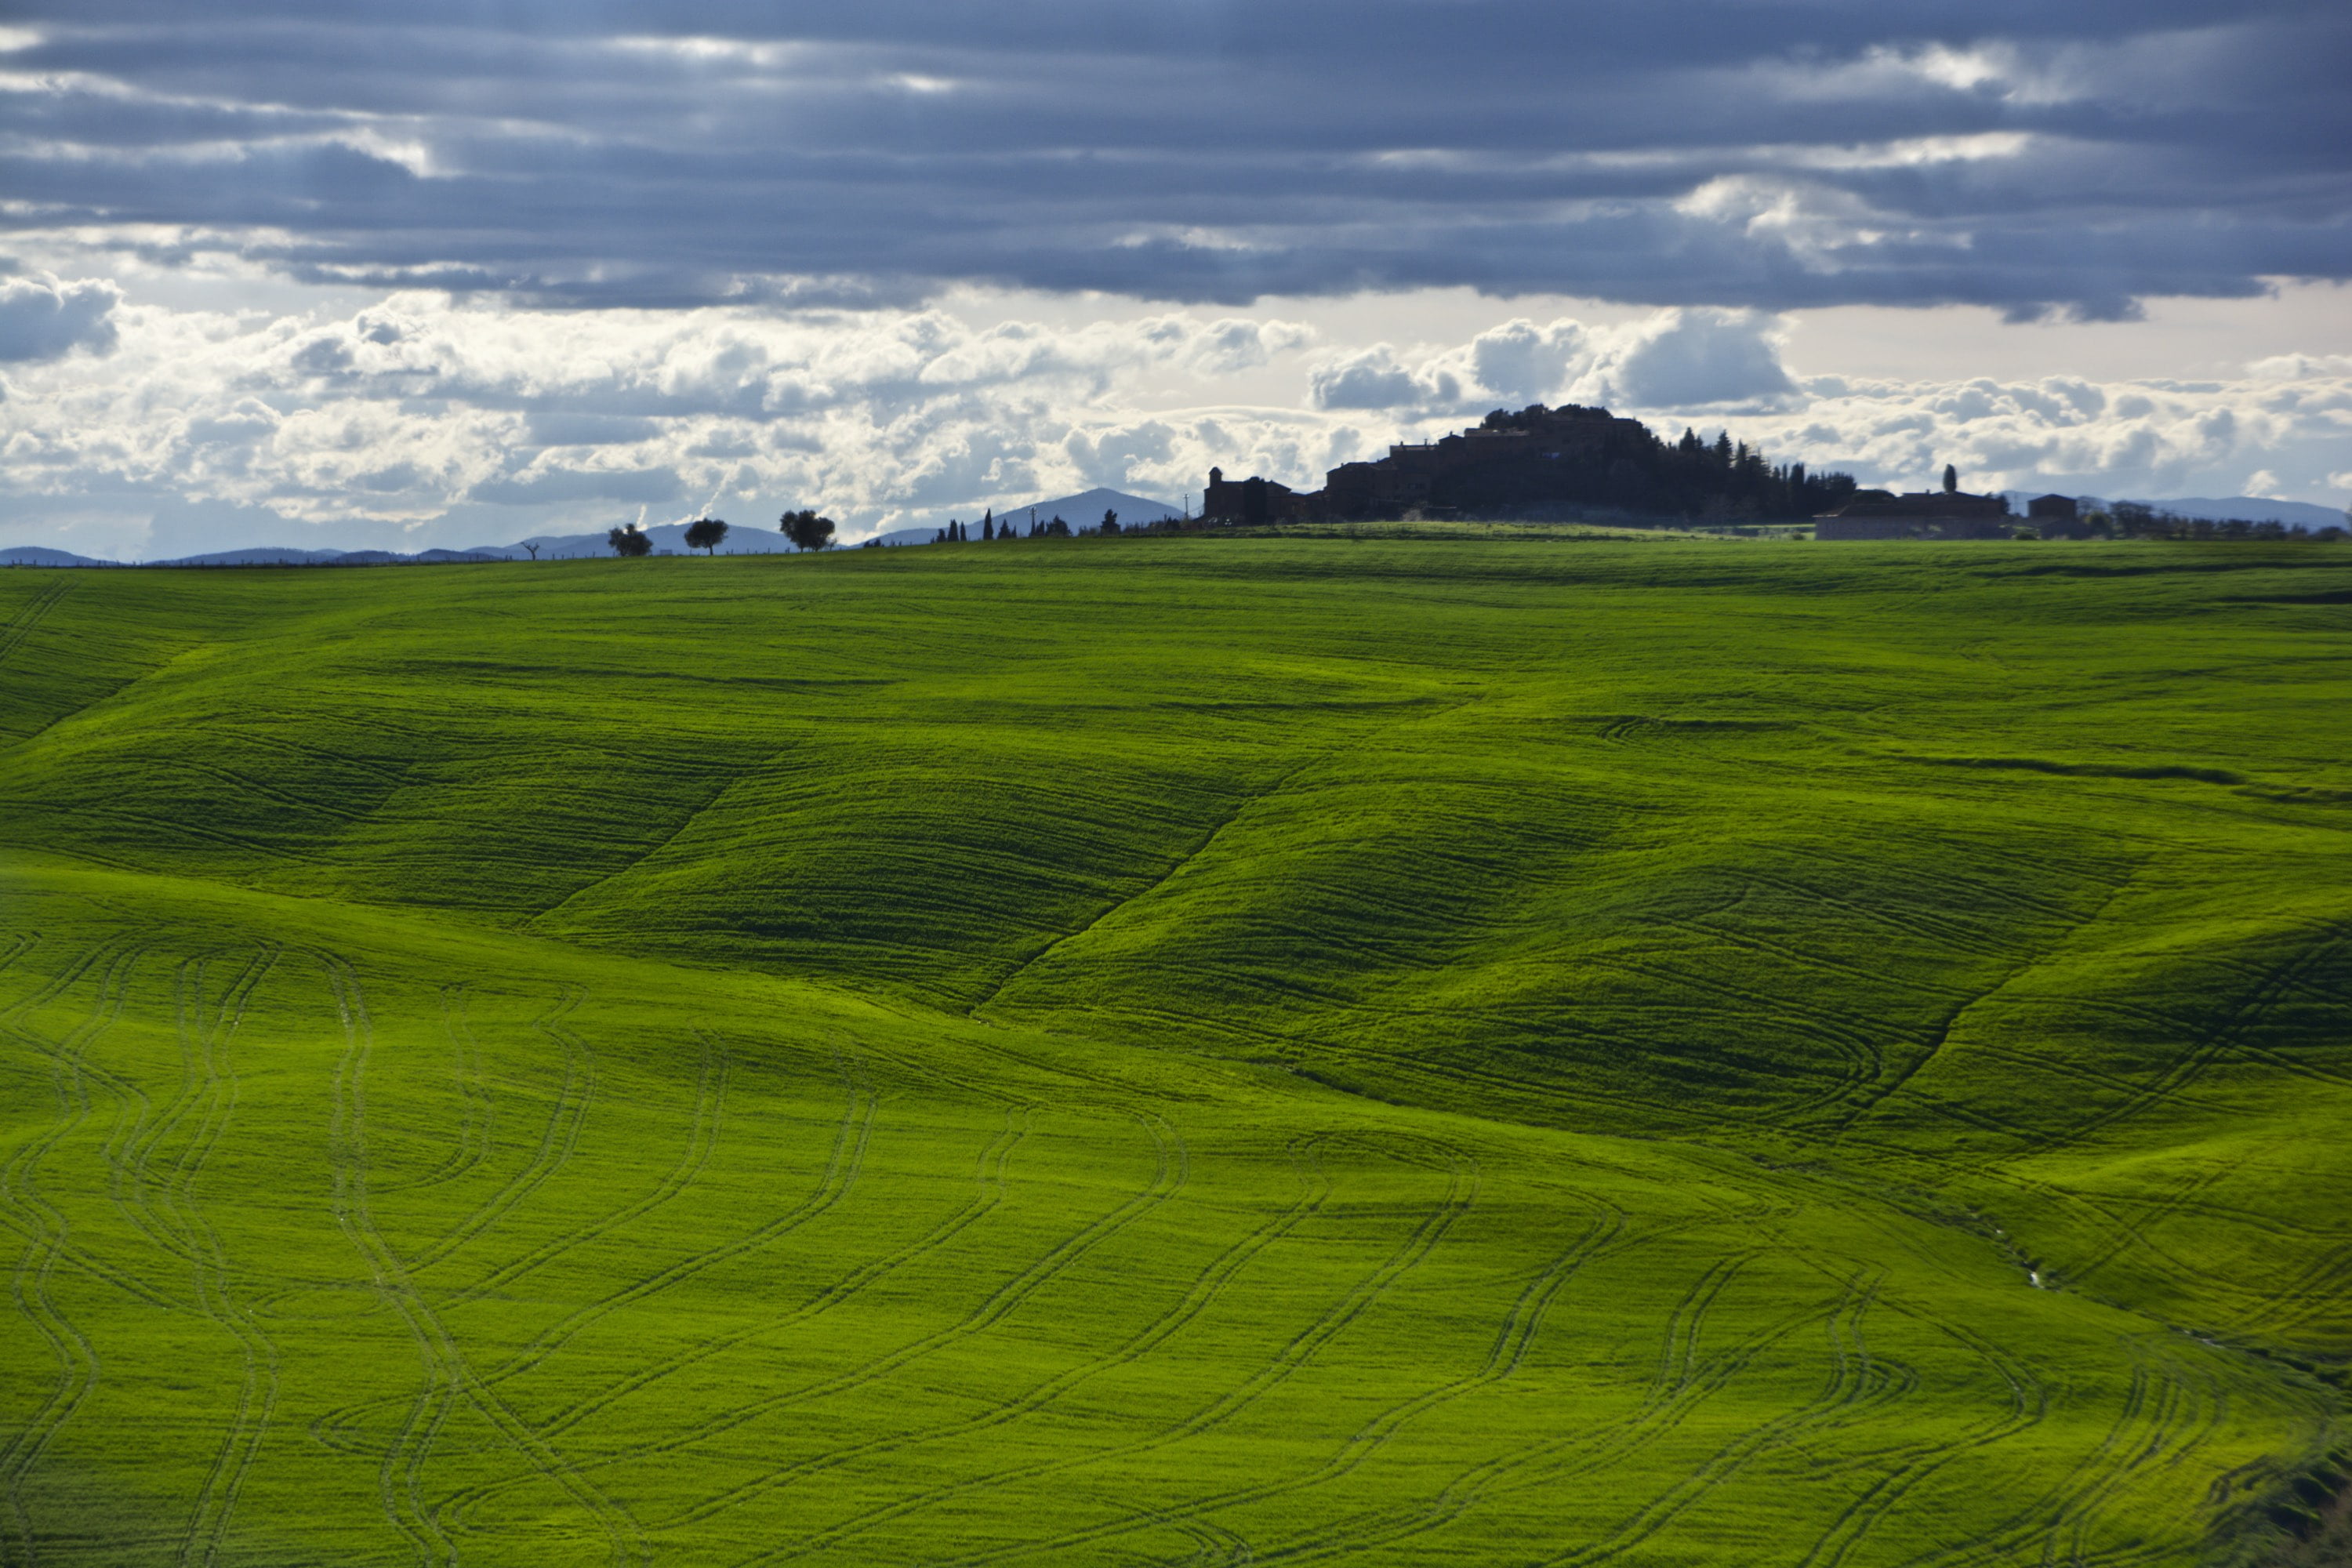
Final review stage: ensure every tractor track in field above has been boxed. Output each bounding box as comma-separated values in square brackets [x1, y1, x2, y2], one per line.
[444, 1028, 728, 1306]
[1167, 1236, 1800, 1568]
[1889, 1336, 2225, 1568]
[314, 1025, 871, 1501]
[459, 1046, 877, 1404]
[519, 1100, 1030, 1445]
[636, 1106, 1190, 1534]
[0, 939, 145, 1567]
[0, 581, 71, 671]
[371, 985, 495, 1196]
[320, 954, 645, 1568]
[434, 1087, 1018, 1530]
[122, 946, 283, 1568]
[1788, 1299, 2049, 1568]
[405, 987, 596, 1276]
[2053, 920, 2343, 1150]
[1069, 1184, 1634, 1568]
[1525, 1275, 1907, 1568]
[727, 1128, 1350, 1563]
[825, 1132, 1480, 1568]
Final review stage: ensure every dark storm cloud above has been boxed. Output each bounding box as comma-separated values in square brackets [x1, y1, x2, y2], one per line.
[2, 2, 2347, 314]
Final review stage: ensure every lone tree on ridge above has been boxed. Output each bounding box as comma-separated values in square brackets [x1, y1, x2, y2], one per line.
[683, 517, 728, 555]
[1943, 463, 1958, 494]
[608, 523, 652, 557]
[779, 508, 836, 553]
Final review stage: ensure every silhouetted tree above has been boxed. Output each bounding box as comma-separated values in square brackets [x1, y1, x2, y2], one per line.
[1944, 463, 1958, 494]
[608, 524, 652, 557]
[1101, 508, 1120, 535]
[684, 517, 728, 555]
[522, 542, 540, 560]
[779, 509, 836, 552]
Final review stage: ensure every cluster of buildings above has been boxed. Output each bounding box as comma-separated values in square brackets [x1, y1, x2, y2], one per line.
[1199, 405, 2085, 538]
[1201, 405, 1661, 524]
[1813, 484, 2077, 540]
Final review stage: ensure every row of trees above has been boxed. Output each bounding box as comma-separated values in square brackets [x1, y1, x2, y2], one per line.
[931, 506, 1122, 543]
[2063, 503, 2346, 542]
[606, 508, 839, 558]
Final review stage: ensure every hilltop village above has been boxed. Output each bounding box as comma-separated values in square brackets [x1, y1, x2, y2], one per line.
[1203, 404, 1859, 526]
[1195, 404, 2333, 540]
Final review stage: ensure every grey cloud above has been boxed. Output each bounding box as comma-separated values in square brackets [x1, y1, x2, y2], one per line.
[0, 4, 2345, 315]
[525, 413, 662, 447]
[1308, 349, 1425, 410]
[470, 466, 683, 504]
[0, 274, 121, 362]
[1607, 310, 1797, 410]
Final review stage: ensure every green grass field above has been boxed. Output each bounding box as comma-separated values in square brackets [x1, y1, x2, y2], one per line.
[2, 535, 2347, 1567]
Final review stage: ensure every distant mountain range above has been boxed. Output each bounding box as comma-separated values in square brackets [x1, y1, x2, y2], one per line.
[0, 544, 513, 568]
[465, 520, 802, 559]
[4, 488, 2334, 569]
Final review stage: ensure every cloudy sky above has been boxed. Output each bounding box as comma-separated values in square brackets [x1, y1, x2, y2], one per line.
[2, 1, 2347, 555]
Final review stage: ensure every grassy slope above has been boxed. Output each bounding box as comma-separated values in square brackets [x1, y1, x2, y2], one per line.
[0, 538, 2346, 1567]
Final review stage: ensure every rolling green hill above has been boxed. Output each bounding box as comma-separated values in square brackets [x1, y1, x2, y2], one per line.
[1, 537, 2347, 1567]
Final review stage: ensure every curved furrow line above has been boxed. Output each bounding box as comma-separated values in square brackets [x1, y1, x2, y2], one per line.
[445, 1029, 728, 1305]
[0, 941, 186, 1314]
[1243, 1247, 1813, 1568]
[323, 955, 458, 1568]
[405, 987, 595, 1275]
[1886, 1334, 2206, 1568]
[1659, 913, 1987, 1004]
[1806, 859, 2157, 1138]
[0, 580, 72, 671]
[1790, 842, 2091, 927]
[730, 1131, 1348, 1565]
[868, 1135, 1479, 1568]
[2245, 1230, 2352, 1338]
[1730, 868, 2034, 962]
[319, 1045, 879, 1473]
[1740, 1285, 2047, 1568]
[2058, 1127, 2300, 1288]
[368, 985, 493, 1196]
[1828, 1127, 2288, 1312]
[647, 1109, 1190, 1535]
[2058, 1348, 2223, 1568]
[522, 1102, 1032, 1445]
[1525, 1278, 1894, 1568]
[431, 1064, 974, 1534]
[0, 941, 145, 1566]
[469, 1047, 877, 1399]
[2060, 923, 2342, 1148]
[1025, 1185, 1632, 1568]
[152, 946, 284, 1568]
[321, 954, 643, 1568]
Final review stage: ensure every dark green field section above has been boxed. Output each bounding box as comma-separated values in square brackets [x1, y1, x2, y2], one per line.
[1, 539, 2347, 1566]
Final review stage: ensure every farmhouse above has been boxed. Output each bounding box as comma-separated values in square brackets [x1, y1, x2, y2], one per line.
[1814, 485, 2014, 540]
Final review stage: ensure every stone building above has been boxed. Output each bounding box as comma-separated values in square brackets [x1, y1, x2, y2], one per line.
[1200, 467, 1313, 525]
[1814, 483, 2014, 540]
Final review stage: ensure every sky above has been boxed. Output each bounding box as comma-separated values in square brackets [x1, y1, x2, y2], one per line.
[1, 1, 2347, 557]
